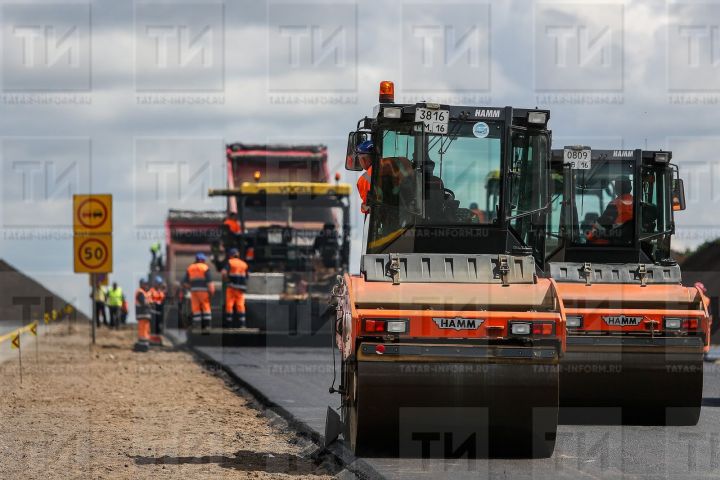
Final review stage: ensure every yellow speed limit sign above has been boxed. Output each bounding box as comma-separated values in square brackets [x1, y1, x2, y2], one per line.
[74, 234, 112, 273]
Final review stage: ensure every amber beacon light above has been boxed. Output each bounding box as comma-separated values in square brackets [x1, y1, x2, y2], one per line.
[379, 81, 394, 104]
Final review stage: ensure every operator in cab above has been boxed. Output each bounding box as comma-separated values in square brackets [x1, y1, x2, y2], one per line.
[397, 159, 451, 222]
[587, 177, 634, 244]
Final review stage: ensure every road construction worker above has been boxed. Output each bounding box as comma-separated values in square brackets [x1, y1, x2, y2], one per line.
[469, 202, 487, 223]
[183, 253, 214, 330]
[106, 282, 123, 329]
[121, 295, 128, 325]
[134, 280, 152, 351]
[92, 282, 107, 328]
[356, 140, 374, 213]
[150, 242, 163, 271]
[398, 159, 447, 221]
[587, 177, 634, 244]
[223, 212, 242, 235]
[221, 248, 248, 328]
[150, 277, 166, 335]
[223, 212, 243, 252]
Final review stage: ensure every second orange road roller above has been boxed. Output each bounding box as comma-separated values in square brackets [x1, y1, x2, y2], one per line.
[327, 81, 566, 458]
[546, 147, 711, 425]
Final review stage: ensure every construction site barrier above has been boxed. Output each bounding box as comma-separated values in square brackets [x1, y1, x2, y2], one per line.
[0, 305, 74, 383]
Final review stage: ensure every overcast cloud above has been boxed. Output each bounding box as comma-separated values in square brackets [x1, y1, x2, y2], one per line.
[0, 0, 718, 318]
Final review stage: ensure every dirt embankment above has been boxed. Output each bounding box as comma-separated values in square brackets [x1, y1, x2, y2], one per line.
[0, 323, 335, 479]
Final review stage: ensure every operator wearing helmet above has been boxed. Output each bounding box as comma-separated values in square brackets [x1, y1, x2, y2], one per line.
[587, 177, 634, 244]
[355, 140, 374, 213]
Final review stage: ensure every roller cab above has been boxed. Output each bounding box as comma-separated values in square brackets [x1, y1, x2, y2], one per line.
[329, 82, 565, 458]
[546, 148, 711, 425]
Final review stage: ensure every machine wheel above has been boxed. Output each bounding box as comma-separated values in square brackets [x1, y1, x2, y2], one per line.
[342, 362, 385, 456]
[342, 362, 365, 455]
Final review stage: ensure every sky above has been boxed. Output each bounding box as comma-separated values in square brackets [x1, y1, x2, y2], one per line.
[0, 0, 719, 318]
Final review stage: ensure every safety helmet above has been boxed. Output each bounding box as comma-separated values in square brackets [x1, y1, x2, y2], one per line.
[357, 140, 374, 154]
[195, 252, 206, 262]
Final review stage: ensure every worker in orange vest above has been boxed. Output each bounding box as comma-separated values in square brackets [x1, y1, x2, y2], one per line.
[150, 277, 166, 336]
[223, 212, 242, 235]
[587, 177, 634, 244]
[133, 279, 152, 352]
[469, 202, 487, 223]
[355, 140, 374, 214]
[183, 253, 214, 331]
[222, 248, 249, 328]
[223, 212, 243, 252]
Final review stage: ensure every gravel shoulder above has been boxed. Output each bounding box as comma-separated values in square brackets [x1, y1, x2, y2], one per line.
[0, 322, 335, 479]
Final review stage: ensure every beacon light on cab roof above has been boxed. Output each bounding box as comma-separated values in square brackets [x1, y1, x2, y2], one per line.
[379, 80, 394, 104]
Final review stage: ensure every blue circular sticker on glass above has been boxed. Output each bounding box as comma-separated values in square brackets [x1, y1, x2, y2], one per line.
[472, 122, 489, 138]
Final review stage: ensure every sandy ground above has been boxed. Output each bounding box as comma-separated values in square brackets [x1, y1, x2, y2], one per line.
[0, 322, 336, 479]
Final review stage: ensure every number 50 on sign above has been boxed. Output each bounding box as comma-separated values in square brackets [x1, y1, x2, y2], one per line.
[74, 235, 112, 273]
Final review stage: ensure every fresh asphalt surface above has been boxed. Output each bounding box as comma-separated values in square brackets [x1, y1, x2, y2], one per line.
[167, 330, 720, 479]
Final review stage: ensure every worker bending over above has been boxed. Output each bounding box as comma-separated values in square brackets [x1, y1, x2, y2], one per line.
[221, 248, 248, 328]
[183, 253, 214, 331]
[134, 279, 152, 351]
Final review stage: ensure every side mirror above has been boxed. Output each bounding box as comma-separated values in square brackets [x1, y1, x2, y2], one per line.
[672, 178, 686, 211]
[345, 131, 367, 171]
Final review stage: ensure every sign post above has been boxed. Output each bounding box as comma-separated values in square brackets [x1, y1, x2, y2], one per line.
[91, 274, 97, 345]
[73, 194, 113, 345]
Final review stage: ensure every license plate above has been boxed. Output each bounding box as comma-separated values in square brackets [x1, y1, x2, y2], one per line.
[415, 108, 449, 134]
[563, 148, 591, 169]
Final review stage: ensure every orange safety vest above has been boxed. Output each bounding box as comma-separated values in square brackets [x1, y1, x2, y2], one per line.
[151, 288, 165, 304]
[610, 193, 633, 225]
[471, 208, 486, 223]
[586, 194, 634, 244]
[135, 288, 151, 318]
[224, 218, 242, 234]
[185, 262, 211, 292]
[357, 167, 372, 212]
[226, 257, 249, 291]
